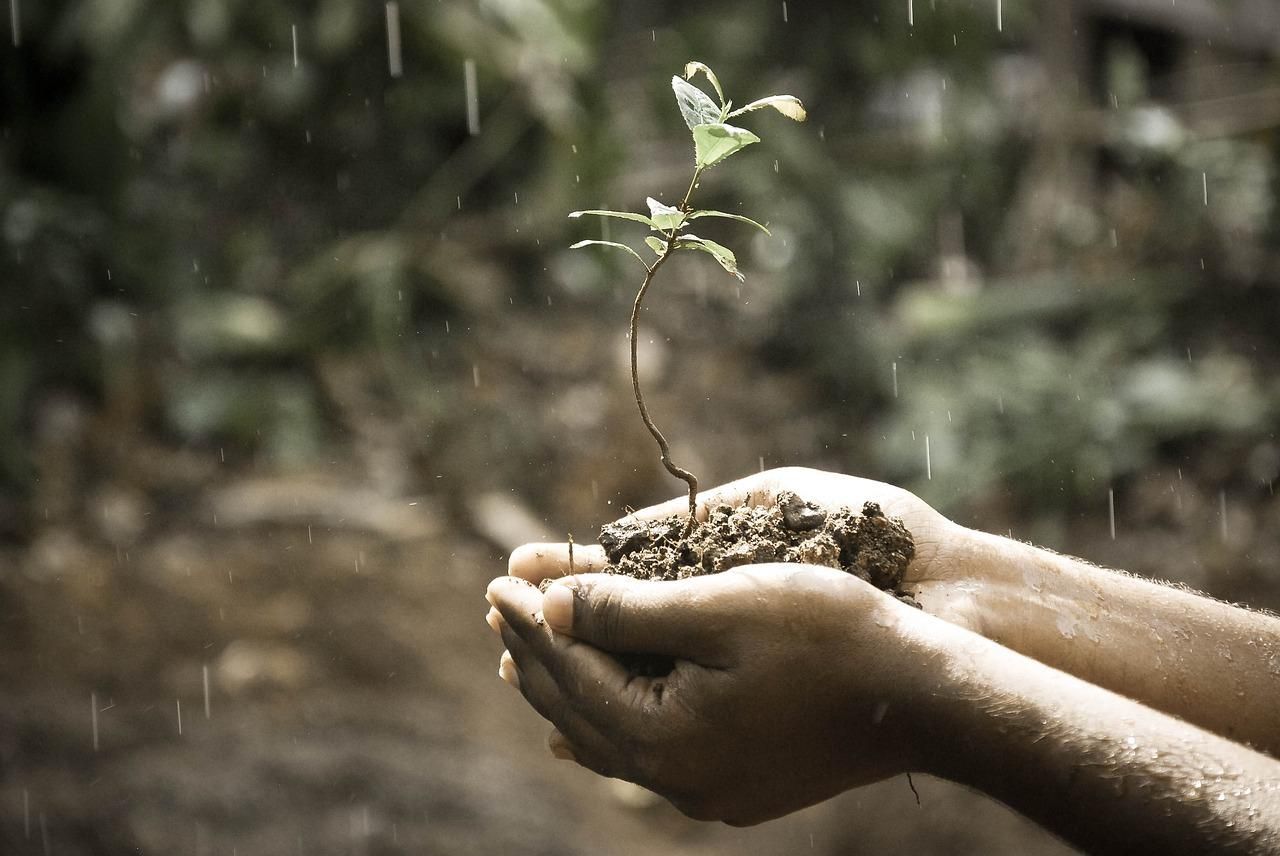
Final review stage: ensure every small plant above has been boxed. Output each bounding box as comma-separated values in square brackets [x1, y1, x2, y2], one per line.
[569, 61, 806, 536]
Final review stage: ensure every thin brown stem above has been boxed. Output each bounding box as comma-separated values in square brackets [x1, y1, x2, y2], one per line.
[630, 230, 701, 535]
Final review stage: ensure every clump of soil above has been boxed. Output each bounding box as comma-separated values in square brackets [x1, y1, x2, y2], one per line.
[583, 493, 916, 676]
[598, 492, 916, 596]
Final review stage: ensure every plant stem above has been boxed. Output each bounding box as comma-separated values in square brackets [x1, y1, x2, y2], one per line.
[629, 167, 705, 537]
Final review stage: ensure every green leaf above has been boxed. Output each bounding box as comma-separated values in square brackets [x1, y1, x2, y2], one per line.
[683, 61, 724, 105]
[568, 209, 657, 228]
[688, 209, 771, 235]
[692, 123, 760, 169]
[645, 197, 685, 232]
[676, 234, 743, 281]
[672, 77, 722, 131]
[728, 94, 807, 122]
[644, 236, 668, 255]
[569, 240, 648, 268]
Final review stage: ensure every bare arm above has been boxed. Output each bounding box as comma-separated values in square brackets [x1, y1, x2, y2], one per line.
[919, 527, 1280, 757]
[913, 602, 1280, 855]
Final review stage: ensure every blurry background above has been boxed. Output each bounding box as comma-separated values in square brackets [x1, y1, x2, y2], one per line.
[3, 0, 1279, 853]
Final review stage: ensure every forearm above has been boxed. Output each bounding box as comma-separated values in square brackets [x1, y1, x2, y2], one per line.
[907, 615, 1280, 855]
[920, 527, 1280, 755]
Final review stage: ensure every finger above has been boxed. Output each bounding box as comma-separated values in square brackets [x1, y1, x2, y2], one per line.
[508, 543, 610, 585]
[499, 620, 636, 777]
[538, 573, 732, 659]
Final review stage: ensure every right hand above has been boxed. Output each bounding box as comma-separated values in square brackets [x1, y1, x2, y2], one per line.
[487, 561, 941, 825]
[509, 467, 986, 633]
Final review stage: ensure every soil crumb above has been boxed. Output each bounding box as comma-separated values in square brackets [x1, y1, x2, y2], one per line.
[597, 492, 915, 595]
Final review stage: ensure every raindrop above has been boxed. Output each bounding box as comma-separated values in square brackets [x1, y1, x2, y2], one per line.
[1108, 488, 1116, 540]
[1110, 228, 1118, 248]
[908, 0, 914, 26]
[464, 58, 480, 135]
[1202, 172, 1209, 206]
[472, 364, 481, 388]
[782, 1, 789, 23]
[91, 691, 99, 751]
[9, 0, 19, 47]
[291, 24, 299, 68]
[385, 2, 403, 78]
[203, 664, 211, 719]
[176, 699, 183, 736]
[891, 361, 899, 398]
[855, 280, 861, 296]
[759, 455, 765, 473]
[1219, 489, 1228, 541]
[996, 0, 1003, 32]
[924, 435, 932, 480]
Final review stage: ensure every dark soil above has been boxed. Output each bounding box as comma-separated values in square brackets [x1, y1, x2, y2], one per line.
[597, 492, 916, 594]
[586, 492, 916, 676]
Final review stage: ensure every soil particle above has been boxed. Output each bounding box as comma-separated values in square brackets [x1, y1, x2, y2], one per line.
[598, 491, 915, 594]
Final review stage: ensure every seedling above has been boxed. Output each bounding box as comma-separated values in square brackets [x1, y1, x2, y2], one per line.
[569, 61, 806, 536]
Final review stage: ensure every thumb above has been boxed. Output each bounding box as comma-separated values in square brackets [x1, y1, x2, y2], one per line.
[542, 573, 727, 658]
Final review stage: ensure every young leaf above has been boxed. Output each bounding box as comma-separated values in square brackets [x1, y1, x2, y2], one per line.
[569, 240, 648, 268]
[727, 95, 807, 122]
[676, 234, 744, 281]
[645, 197, 685, 232]
[692, 123, 760, 169]
[568, 209, 657, 228]
[671, 77, 722, 131]
[683, 61, 724, 105]
[644, 236, 668, 255]
[688, 209, 771, 235]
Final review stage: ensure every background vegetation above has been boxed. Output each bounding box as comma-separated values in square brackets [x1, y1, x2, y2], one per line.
[2, 1, 1278, 853]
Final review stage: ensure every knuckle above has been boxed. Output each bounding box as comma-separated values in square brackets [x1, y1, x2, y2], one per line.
[595, 585, 629, 647]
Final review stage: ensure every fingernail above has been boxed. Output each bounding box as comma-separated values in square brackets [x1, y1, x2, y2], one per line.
[485, 607, 502, 634]
[542, 584, 574, 632]
[548, 735, 577, 762]
[498, 651, 520, 688]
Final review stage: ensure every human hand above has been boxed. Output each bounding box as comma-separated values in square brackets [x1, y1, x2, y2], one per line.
[486, 564, 937, 825]
[509, 467, 985, 633]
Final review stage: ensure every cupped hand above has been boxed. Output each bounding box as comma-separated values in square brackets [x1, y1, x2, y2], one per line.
[486, 564, 936, 826]
[508, 467, 984, 633]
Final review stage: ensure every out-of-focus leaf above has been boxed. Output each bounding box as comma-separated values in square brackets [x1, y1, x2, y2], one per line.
[728, 95, 807, 122]
[568, 209, 656, 227]
[688, 210, 770, 234]
[675, 234, 743, 280]
[672, 77, 723, 130]
[645, 197, 685, 231]
[683, 61, 724, 104]
[692, 123, 760, 169]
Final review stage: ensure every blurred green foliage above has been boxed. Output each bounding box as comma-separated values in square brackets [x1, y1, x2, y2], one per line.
[2, 0, 1278, 525]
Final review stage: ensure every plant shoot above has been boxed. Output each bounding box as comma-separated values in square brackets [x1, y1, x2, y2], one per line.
[569, 62, 806, 536]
